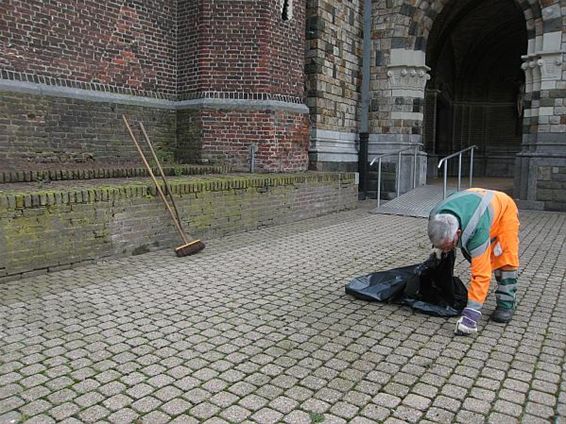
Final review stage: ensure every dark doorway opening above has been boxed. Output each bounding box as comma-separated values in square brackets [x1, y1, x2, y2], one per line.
[424, 0, 527, 181]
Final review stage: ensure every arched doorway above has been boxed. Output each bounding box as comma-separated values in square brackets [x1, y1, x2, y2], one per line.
[424, 0, 528, 187]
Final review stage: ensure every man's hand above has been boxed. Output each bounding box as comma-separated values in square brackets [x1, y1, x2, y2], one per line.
[455, 307, 481, 335]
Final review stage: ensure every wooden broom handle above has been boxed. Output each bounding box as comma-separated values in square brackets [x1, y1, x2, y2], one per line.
[138, 122, 182, 225]
[122, 115, 189, 245]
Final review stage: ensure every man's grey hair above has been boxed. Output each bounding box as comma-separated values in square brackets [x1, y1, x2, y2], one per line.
[428, 213, 459, 246]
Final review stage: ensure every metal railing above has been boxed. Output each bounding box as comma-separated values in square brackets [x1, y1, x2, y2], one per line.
[370, 144, 422, 208]
[437, 145, 478, 199]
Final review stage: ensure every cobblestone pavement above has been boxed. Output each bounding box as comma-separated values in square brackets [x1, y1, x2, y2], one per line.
[1, 202, 565, 424]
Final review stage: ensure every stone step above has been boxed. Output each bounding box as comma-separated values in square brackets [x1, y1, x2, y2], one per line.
[0, 163, 230, 184]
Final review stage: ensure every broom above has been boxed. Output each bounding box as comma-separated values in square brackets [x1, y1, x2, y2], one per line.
[139, 122, 183, 227]
[122, 115, 205, 257]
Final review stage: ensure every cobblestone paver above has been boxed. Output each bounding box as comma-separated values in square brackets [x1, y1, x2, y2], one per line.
[1, 202, 565, 423]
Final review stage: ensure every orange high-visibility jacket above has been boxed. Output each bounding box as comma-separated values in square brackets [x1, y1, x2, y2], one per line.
[430, 188, 519, 307]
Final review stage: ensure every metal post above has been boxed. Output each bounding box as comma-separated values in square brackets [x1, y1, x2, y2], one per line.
[413, 146, 418, 189]
[431, 90, 438, 155]
[377, 158, 382, 208]
[250, 143, 257, 172]
[469, 147, 474, 187]
[359, 0, 372, 198]
[358, 133, 369, 200]
[397, 152, 401, 197]
[457, 153, 462, 192]
[443, 162, 448, 199]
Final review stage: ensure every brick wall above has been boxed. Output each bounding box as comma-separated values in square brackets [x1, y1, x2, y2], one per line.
[0, 92, 177, 168]
[269, 0, 306, 99]
[178, 0, 305, 98]
[1, 0, 310, 172]
[0, 173, 358, 281]
[1, 0, 177, 97]
[176, 109, 203, 163]
[199, 110, 309, 172]
[177, 0, 199, 97]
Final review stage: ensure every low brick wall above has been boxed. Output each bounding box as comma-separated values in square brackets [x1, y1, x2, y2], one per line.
[0, 172, 358, 281]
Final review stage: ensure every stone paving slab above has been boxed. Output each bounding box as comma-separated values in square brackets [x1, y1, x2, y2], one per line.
[1, 201, 565, 424]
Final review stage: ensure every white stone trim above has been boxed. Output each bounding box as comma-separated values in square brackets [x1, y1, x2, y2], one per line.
[309, 129, 358, 163]
[389, 49, 426, 67]
[280, 0, 293, 20]
[542, 4, 561, 20]
[310, 129, 358, 142]
[521, 50, 563, 93]
[527, 38, 536, 55]
[543, 31, 562, 52]
[390, 88, 425, 98]
[386, 49, 430, 96]
[541, 80, 557, 90]
[0, 79, 309, 113]
[538, 107, 554, 116]
[368, 134, 421, 144]
[391, 111, 423, 120]
[524, 109, 535, 118]
[309, 130, 423, 163]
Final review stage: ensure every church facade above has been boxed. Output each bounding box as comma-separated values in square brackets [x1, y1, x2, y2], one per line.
[1, 0, 565, 210]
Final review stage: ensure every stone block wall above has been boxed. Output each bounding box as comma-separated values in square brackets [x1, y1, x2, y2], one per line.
[305, 0, 363, 170]
[516, 159, 566, 211]
[536, 165, 566, 211]
[305, 0, 362, 130]
[0, 173, 358, 281]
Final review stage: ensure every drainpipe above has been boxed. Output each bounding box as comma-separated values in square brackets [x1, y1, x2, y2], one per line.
[358, 0, 372, 200]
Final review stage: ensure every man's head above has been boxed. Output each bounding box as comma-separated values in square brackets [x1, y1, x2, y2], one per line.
[428, 213, 461, 252]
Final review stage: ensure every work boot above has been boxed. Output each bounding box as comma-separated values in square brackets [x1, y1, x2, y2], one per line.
[492, 269, 517, 324]
[491, 306, 514, 323]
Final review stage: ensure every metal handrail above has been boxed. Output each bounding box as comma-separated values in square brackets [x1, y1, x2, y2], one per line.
[370, 144, 422, 208]
[437, 145, 478, 199]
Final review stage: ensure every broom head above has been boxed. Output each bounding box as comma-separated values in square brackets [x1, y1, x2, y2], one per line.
[175, 240, 205, 257]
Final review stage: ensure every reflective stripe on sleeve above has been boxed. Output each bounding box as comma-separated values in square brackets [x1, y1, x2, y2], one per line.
[460, 190, 494, 248]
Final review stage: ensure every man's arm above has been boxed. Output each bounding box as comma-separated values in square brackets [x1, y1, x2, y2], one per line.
[467, 246, 492, 309]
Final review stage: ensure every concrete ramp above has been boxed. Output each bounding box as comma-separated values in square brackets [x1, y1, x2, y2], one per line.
[370, 185, 455, 218]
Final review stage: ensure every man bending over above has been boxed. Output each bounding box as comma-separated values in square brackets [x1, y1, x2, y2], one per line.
[428, 188, 520, 335]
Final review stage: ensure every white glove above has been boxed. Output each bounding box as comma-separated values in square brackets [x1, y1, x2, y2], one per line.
[454, 308, 481, 336]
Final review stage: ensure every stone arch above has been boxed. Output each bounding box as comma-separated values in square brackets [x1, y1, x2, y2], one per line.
[420, 0, 530, 180]
[405, 0, 545, 52]
[366, 0, 566, 207]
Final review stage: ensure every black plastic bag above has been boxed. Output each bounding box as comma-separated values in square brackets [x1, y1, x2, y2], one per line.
[345, 251, 467, 317]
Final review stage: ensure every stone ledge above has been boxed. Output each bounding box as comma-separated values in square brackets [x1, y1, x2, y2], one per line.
[0, 164, 229, 184]
[0, 173, 356, 209]
[0, 172, 358, 281]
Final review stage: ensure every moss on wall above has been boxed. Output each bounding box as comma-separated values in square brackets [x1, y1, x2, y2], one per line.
[0, 173, 358, 280]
